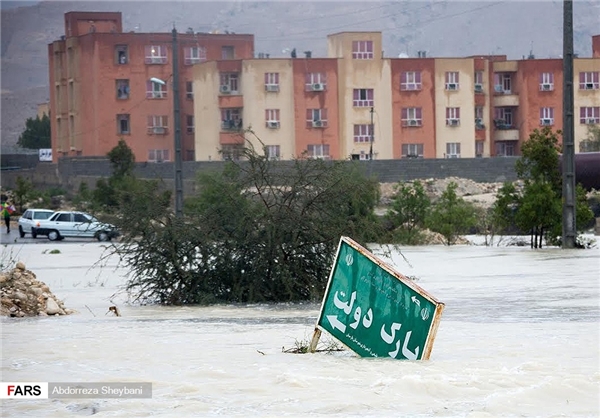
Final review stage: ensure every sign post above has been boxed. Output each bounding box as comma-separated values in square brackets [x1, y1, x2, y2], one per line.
[309, 237, 444, 360]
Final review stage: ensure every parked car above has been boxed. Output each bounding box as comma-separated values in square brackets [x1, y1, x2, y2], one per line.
[32, 211, 119, 242]
[18, 209, 55, 238]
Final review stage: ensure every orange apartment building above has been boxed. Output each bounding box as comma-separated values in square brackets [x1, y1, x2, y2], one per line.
[48, 11, 254, 163]
[193, 31, 599, 161]
[48, 13, 598, 163]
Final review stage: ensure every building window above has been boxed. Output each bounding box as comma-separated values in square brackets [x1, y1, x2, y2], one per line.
[474, 71, 484, 93]
[186, 115, 194, 134]
[496, 141, 515, 156]
[540, 107, 554, 126]
[494, 108, 513, 128]
[475, 106, 484, 129]
[148, 149, 170, 162]
[147, 115, 168, 135]
[219, 73, 239, 94]
[221, 144, 244, 160]
[265, 109, 280, 129]
[400, 71, 422, 91]
[307, 144, 330, 159]
[116, 79, 130, 100]
[353, 89, 374, 107]
[401, 107, 422, 127]
[445, 71, 459, 90]
[221, 108, 242, 131]
[476, 141, 484, 157]
[146, 79, 167, 99]
[117, 114, 130, 134]
[580, 106, 600, 124]
[265, 145, 280, 160]
[352, 40, 374, 59]
[186, 81, 193, 100]
[446, 107, 460, 126]
[305, 73, 326, 92]
[184, 46, 206, 65]
[494, 73, 512, 93]
[145, 45, 167, 64]
[446, 142, 461, 158]
[265, 72, 280, 92]
[115, 45, 128, 65]
[221, 46, 235, 60]
[540, 72, 554, 91]
[401, 144, 424, 158]
[306, 108, 328, 128]
[579, 72, 599, 90]
[353, 124, 373, 143]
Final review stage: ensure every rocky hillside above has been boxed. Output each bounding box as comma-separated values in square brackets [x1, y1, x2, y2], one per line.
[2, 1, 599, 147]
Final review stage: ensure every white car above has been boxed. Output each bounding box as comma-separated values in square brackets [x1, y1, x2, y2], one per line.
[18, 209, 55, 238]
[32, 211, 119, 242]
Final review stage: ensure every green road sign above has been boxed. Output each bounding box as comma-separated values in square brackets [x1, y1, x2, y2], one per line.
[311, 237, 444, 360]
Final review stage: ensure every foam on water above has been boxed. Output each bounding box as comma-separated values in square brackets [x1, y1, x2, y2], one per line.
[1, 242, 599, 417]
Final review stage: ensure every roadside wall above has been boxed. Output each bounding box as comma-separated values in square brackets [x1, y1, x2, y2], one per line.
[1, 157, 520, 193]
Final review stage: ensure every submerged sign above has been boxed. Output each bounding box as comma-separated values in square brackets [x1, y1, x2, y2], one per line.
[310, 237, 444, 360]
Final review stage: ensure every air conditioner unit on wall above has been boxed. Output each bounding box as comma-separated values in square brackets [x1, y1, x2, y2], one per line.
[447, 119, 459, 126]
[474, 84, 483, 93]
[446, 83, 458, 91]
[265, 84, 279, 92]
[220, 85, 231, 94]
[541, 118, 552, 125]
[312, 120, 323, 128]
[153, 127, 166, 134]
[408, 119, 419, 126]
[540, 83, 552, 91]
[267, 121, 280, 129]
[311, 83, 325, 91]
[585, 82, 594, 89]
[586, 117, 598, 124]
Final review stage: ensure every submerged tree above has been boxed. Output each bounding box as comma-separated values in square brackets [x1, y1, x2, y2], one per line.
[425, 182, 478, 245]
[112, 139, 383, 305]
[495, 127, 594, 248]
[385, 181, 430, 244]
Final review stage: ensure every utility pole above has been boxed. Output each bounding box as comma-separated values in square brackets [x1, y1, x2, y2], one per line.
[172, 26, 183, 217]
[562, 0, 576, 248]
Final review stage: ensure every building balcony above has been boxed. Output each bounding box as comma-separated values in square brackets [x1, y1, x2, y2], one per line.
[493, 93, 519, 107]
[494, 129, 519, 141]
[221, 119, 243, 131]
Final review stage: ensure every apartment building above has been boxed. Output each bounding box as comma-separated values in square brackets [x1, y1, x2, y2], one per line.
[193, 32, 598, 161]
[48, 11, 254, 163]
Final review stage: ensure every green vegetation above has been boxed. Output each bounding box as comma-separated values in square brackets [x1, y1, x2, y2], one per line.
[105, 140, 382, 304]
[385, 181, 430, 244]
[17, 114, 51, 149]
[425, 182, 478, 245]
[579, 124, 600, 152]
[493, 127, 594, 248]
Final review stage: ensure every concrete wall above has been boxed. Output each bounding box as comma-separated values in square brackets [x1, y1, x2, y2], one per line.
[1, 156, 522, 194]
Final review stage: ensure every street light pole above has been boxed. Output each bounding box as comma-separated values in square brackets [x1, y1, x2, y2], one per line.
[172, 26, 183, 217]
[562, 0, 576, 247]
